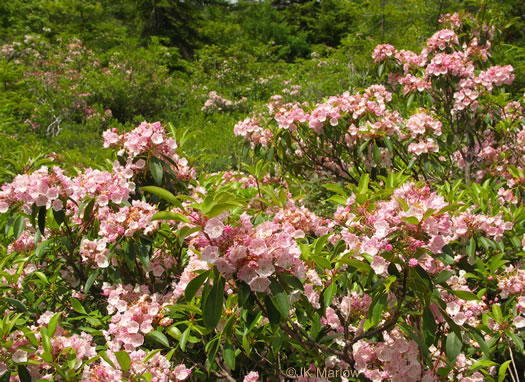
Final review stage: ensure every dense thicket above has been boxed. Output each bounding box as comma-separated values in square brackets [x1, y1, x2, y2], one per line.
[1, 1, 525, 382]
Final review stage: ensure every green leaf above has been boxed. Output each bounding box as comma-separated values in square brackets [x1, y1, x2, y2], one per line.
[446, 332, 462, 363]
[394, 196, 409, 212]
[469, 359, 497, 371]
[206, 336, 220, 370]
[498, 360, 512, 382]
[407, 93, 414, 109]
[323, 282, 337, 308]
[17, 365, 31, 382]
[507, 331, 524, 352]
[223, 343, 236, 370]
[422, 208, 436, 221]
[13, 215, 26, 240]
[492, 304, 503, 323]
[207, 202, 242, 218]
[83, 199, 95, 223]
[40, 327, 51, 354]
[47, 312, 61, 337]
[470, 330, 490, 357]
[401, 216, 420, 225]
[264, 295, 280, 324]
[115, 351, 131, 373]
[23, 328, 39, 347]
[434, 270, 453, 284]
[53, 208, 65, 226]
[314, 234, 330, 256]
[422, 306, 437, 346]
[384, 136, 393, 153]
[6, 298, 28, 312]
[70, 297, 87, 315]
[202, 277, 224, 330]
[377, 62, 384, 77]
[151, 211, 190, 223]
[371, 295, 387, 326]
[277, 272, 303, 291]
[322, 184, 347, 197]
[33, 271, 49, 284]
[140, 186, 182, 208]
[38, 206, 46, 235]
[35, 239, 49, 257]
[185, 270, 210, 301]
[84, 269, 100, 294]
[358, 173, 369, 194]
[467, 237, 476, 258]
[269, 279, 289, 320]
[373, 142, 381, 165]
[452, 290, 479, 301]
[146, 331, 170, 347]
[435, 203, 463, 216]
[150, 158, 164, 185]
[312, 255, 331, 269]
[337, 257, 372, 272]
[180, 326, 190, 351]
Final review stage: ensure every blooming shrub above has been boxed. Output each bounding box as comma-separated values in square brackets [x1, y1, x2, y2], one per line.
[0, 11, 524, 382]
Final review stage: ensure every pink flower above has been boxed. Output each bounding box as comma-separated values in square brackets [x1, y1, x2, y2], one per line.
[249, 276, 270, 293]
[430, 235, 446, 254]
[243, 371, 259, 382]
[174, 364, 191, 381]
[12, 349, 27, 363]
[371, 256, 387, 275]
[514, 316, 525, 328]
[205, 218, 224, 239]
[202, 245, 219, 264]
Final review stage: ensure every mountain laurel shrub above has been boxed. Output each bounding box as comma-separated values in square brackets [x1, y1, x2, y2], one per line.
[0, 11, 524, 382]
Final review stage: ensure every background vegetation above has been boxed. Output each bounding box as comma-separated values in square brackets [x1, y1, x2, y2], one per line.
[0, 0, 522, 177]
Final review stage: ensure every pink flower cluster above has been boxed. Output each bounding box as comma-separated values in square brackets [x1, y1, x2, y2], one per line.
[408, 138, 439, 156]
[307, 85, 400, 136]
[71, 165, 135, 207]
[476, 65, 514, 91]
[434, 274, 486, 327]
[426, 52, 473, 78]
[323, 292, 372, 333]
[0, 166, 72, 213]
[196, 213, 306, 293]
[103, 122, 195, 181]
[7, 227, 36, 254]
[80, 238, 110, 268]
[81, 350, 190, 382]
[234, 117, 273, 148]
[438, 12, 462, 29]
[5, 311, 99, 380]
[452, 211, 513, 241]
[274, 103, 310, 131]
[148, 248, 177, 278]
[98, 200, 159, 242]
[372, 44, 396, 63]
[201, 90, 247, 112]
[352, 329, 429, 382]
[426, 29, 459, 51]
[406, 112, 442, 156]
[217, 171, 284, 189]
[103, 122, 177, 158]
[337, 183, 452, 275]
[406, 112, 442, 138]
[102, 284, 169, 351]
[497, 265, 525, 299]
[397, 74, 431, 95]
